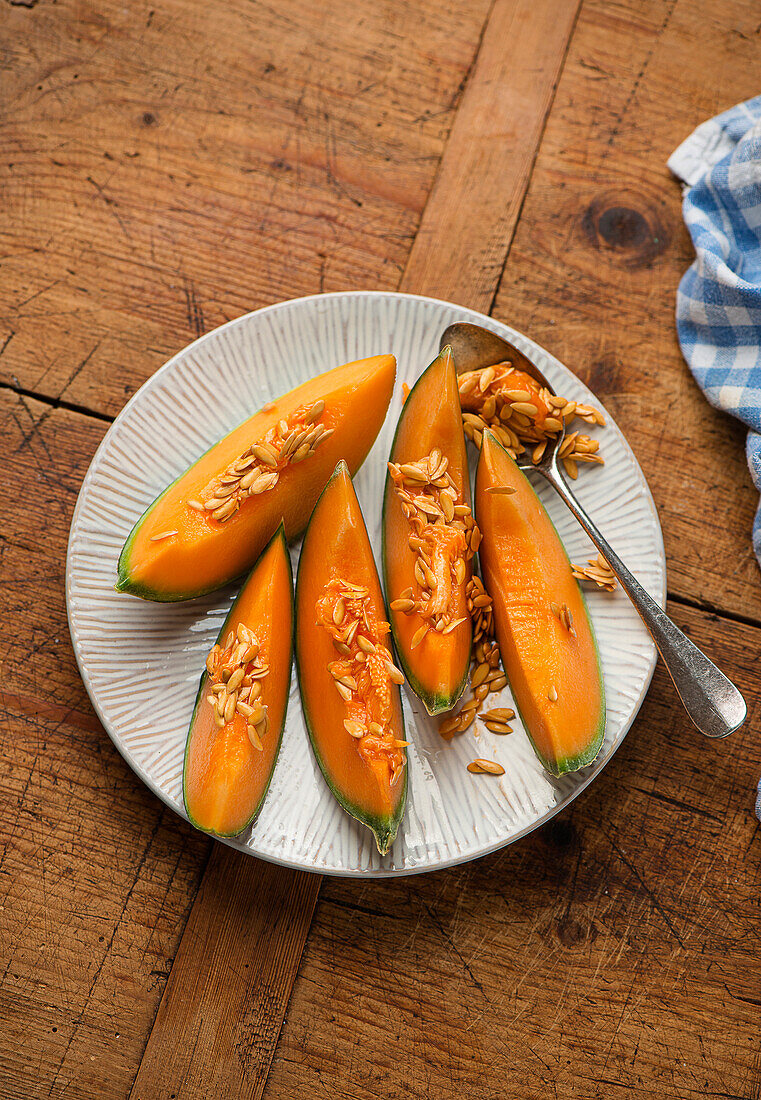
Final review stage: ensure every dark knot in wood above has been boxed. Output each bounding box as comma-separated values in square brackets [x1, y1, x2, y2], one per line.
[582, 197, 668, 268]
[556, 916, 589, 948]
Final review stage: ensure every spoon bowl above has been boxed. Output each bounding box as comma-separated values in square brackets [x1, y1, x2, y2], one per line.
[440, 321, 567, 476]
[441, 321, 550, 386]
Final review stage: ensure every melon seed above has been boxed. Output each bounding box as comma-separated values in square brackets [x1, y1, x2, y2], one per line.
[471, 662, 490, 689]
[438, 713, 461, 735]
[335, 681, 353, 702]
[305, 399, 325, 423]
[385, 660, 405, 685]
[480, 708, 515, 722]
[227, 668, 244, 691]
[468, 759, 505, 775]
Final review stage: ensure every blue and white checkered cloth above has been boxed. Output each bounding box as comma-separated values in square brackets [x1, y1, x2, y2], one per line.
[669, 96, 761, 559]
[668, 97, 761, 820]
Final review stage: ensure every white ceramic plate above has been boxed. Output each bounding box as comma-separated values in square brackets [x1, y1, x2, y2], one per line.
[66, 292, 666, 877]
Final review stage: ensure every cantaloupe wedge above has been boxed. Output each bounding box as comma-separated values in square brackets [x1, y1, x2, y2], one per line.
[117, 355, 396, 600]
[475, 430, 605, 776]
[296, 462, 407, 855]
[183, 524, 293, 836]
[382, 348, 473, 714]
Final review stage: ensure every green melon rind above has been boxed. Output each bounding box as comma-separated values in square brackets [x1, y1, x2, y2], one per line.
[510, 691, 605, 778]
[381, 351, 471, 717]
[476, 430, 606, 778]
[296, 462, 407, 856]
[182, 523, 294, 837]
[116, 480, 200, 603]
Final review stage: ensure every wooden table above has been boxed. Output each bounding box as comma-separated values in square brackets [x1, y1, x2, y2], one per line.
[2, 0, 759, 1096]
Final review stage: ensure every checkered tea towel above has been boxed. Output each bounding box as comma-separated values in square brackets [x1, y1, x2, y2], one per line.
[668, 96, 761, 821]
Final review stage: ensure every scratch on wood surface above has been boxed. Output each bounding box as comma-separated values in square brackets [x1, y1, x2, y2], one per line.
[602, 830, 685, 948]
[422, 901, 490, 1003]
[605, 0, 679, 150]
[182, 280, 205, 338]
[11, 396, 58, 477]
[56, 342, 101, 403]
[46, 811, 165, 1095]
[13, 279, 62, 312]
[599, 967, 642, 1074]
[0, 332, 15, 360]
[85, 176, 134, 244]
[632, 785, 724, 825]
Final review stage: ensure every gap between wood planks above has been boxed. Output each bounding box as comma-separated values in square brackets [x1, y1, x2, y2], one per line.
[0, 380, 115, 424]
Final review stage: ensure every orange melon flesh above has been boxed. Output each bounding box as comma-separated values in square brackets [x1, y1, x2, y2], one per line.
[382, 347, 472, 714]
[296, 462, 406, 854]
[460, 362, 552, 440]
[183, 526, 293, 836]
[117, 354, 396, 601]
[475, 431, 605, 776]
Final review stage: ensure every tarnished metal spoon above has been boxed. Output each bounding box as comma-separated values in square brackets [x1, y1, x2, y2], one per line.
[440, 321, 746, 739]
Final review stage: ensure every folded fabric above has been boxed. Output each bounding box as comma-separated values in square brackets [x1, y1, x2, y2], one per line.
[668, 96, 761, 821]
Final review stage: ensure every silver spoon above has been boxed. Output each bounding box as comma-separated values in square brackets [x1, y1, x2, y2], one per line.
[440, 321, 746, 739]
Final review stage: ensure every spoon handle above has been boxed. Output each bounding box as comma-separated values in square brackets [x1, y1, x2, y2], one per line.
[539, 464, 746, 739]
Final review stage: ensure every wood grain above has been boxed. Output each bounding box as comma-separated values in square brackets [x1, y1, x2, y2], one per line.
[129, 848, 319, 1100]
[401, 0, 581, 311]
[0, 392, 211, 1100]
[0, 699, 208, 1100]
[264, 601, 761, 1100]
[491, 0, 761, 622]
[0, 3, 500, 1085]
[1, 395, 110, 706]
[260, 3, 761, 1096]
[0, 0, 491, 417]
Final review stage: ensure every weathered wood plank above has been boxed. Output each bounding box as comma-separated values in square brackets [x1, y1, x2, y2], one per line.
[1, 394, 109, 705]
[0, 0, 492, 417]
[129, 848, 319, 1100]
[491, 0, 761, 621]
[0, 391, 211, 1099]
[263, 599, 761, 1099]
[0, 700, 209, 1100]
[401, 0, 581, 311]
